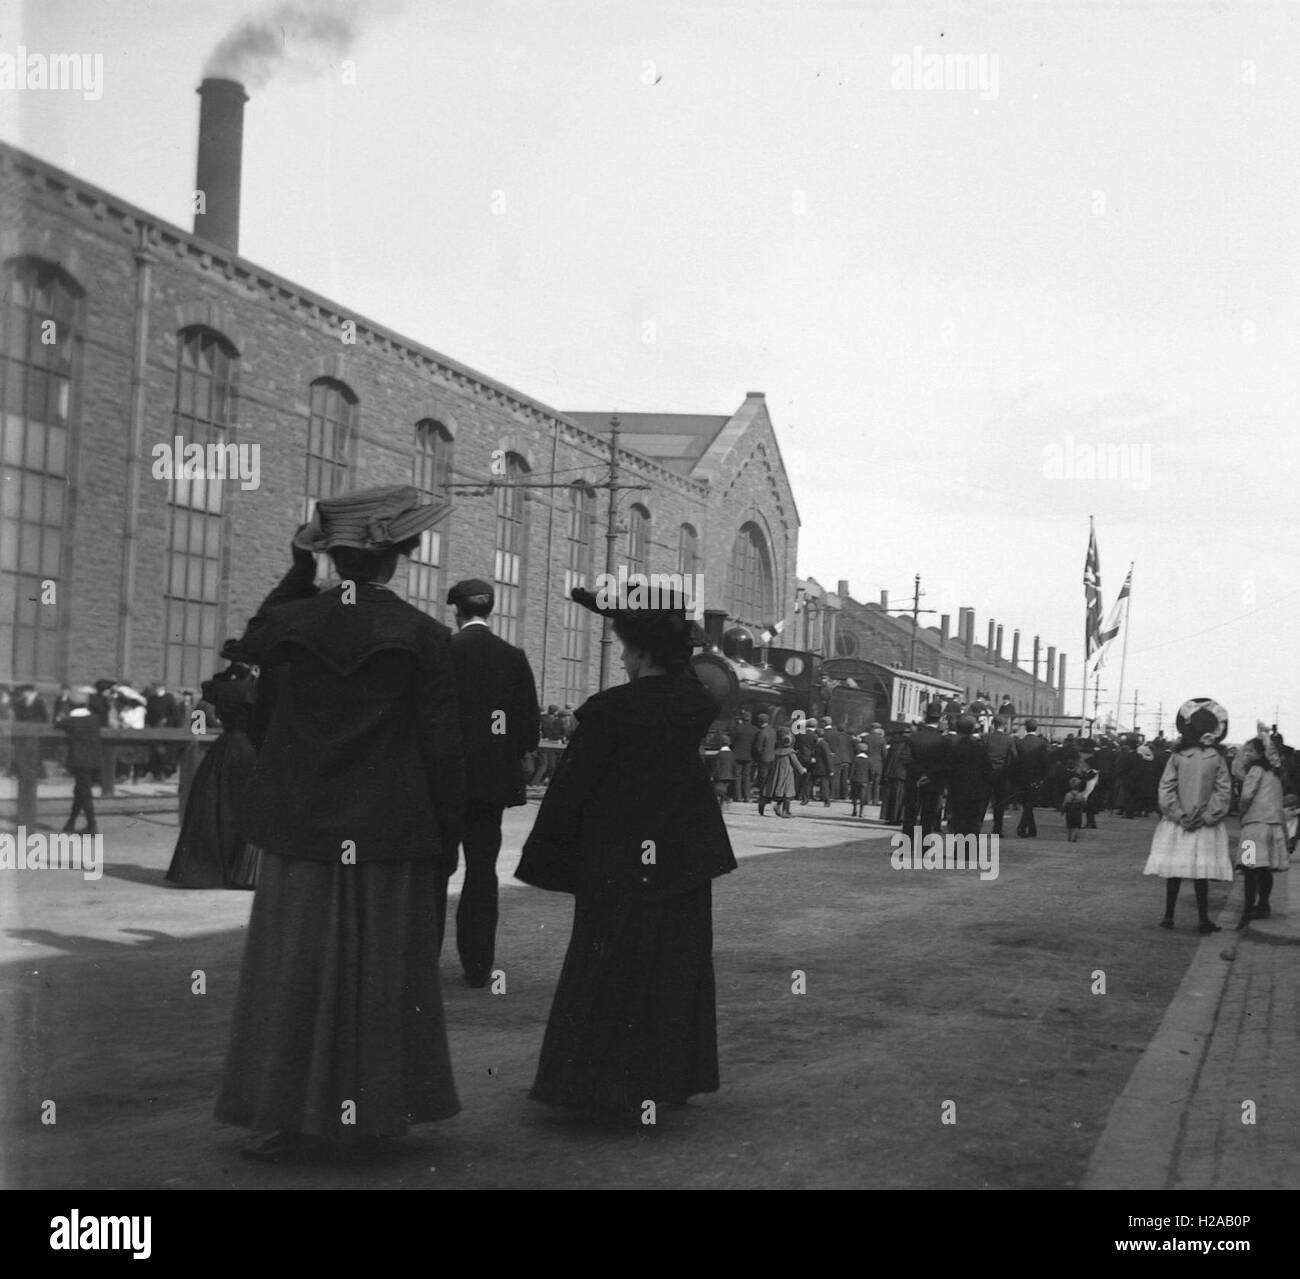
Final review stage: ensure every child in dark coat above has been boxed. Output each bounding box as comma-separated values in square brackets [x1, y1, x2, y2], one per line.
[1062, 775, 1087, 843]
[712, 735, 735, 809]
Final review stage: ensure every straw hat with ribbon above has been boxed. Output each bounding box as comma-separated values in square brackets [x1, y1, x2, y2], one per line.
[292, 485, 448, 553]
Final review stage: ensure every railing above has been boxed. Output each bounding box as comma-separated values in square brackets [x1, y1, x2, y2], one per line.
[0, 723, 221, 828]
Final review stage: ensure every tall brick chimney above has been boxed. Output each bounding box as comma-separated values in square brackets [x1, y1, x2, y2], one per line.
[962, 608, 974, 659]
[837, 580, 849, 599]
[1057, 653, 1067, 710]
[194, 78, 248, 254]
[939, 614, 950, 647]
[1011, 629, 1021, 667]
[995, 623, 1004, 663]
[1032, 635, 1041, 683]
[1046, 645, 1057, 690]
[986, 619, 996, 662]
[880, 590, 889, 610]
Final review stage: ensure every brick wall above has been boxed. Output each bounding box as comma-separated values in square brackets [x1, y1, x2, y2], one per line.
[2, 145, 800, 705]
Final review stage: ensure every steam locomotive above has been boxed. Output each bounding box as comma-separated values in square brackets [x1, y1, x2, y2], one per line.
[689, 625, 963, 734]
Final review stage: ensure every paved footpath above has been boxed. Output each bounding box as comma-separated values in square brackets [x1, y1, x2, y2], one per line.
[1083, 859, 1299, 1189]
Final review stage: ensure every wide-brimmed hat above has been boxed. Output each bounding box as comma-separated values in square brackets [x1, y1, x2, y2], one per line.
[569, 586, 710, 648]
[293, 485, 448, 553]
[1176, 697, 1228, 744]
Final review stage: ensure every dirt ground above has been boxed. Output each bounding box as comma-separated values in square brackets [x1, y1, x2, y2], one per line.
[0, 804, 1217, 1189]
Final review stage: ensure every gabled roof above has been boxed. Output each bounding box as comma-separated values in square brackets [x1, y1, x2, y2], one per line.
[565, 412, 730, 476]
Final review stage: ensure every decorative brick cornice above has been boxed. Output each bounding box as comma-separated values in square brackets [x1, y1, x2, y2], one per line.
[1, 140, 713, 500]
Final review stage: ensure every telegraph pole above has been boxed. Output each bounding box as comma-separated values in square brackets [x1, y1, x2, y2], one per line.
[885, 573, 939, 672]
[598, 415, 621, 691]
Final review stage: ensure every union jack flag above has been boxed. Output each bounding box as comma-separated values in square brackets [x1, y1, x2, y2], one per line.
[1084, 518, 1103, 662]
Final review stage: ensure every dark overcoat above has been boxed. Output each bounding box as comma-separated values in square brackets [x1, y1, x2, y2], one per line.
[240, 580, 466, 863]
[516, 673, 737, 900]
[448, 622, 541, 808]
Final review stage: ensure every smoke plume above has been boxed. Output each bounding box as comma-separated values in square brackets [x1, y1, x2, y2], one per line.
[203, 0, 400, 90]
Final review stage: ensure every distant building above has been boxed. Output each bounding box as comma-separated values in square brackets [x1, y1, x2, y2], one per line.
[799, 580, 1066, 718]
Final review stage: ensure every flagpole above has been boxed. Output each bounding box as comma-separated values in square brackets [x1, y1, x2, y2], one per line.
[1113, 562, 1133, 730]
[1083, 516, 1094, 736]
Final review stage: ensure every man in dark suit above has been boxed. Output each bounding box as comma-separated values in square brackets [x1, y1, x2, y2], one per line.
[901, 705, 952, 837]
[865, 722, 886, 807]
[753, 713, 777, 797]
[730, 711, 757, 802]
[146, 683, 181, 779]
[437, 578, 541, 987]
[983, 716, 1019, 836]
[1014, 718, 1050, 837]
[947, 716, 992, 835]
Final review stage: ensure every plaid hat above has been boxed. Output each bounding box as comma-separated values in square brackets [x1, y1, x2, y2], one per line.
[293, 485, 447, 553]
[1176, 698, 1228, 744]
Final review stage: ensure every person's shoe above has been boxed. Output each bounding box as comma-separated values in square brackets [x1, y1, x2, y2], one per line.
[61, 822, 75, 834]
[241, 1131, 326, 1163]
[84, 825, 99, 836]
[1197, 920, 1221, 934]
[1235, 910, 1253, 931]
[1159, 918, 1175, 929]
[464, 971, 490, 988]
[777, 811, 792, 819]
[1255, 905, 1271, 918]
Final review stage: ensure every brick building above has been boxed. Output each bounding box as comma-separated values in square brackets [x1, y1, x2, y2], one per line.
[826, 583, 1068, 720]
[0, 81, 798, 704]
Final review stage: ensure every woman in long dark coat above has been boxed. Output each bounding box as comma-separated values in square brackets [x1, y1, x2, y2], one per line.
[516, 587, 737, 1120]
[214, 487, 466, 1162]
[165, 662, 259, 890]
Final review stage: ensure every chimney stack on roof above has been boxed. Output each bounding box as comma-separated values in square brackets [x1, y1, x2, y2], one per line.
[194, 78, 248, 254]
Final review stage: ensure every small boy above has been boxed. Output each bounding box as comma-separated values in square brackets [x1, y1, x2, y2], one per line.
[1062, 774, 1087, 843]
[712, 733, 735, 810]
[849, 740, 871, 817]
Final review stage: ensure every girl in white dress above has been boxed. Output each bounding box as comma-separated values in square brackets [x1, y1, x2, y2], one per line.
[1145, 698, 1233, 934]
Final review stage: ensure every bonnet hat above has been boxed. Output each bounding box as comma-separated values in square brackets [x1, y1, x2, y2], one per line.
[1175, 697, 1228, 746]
[293, 485, 448, 553]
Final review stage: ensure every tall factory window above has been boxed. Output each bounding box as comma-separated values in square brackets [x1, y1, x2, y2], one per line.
[492, 452, 528, 645]
[408, 419, 452, 619]
[0, 259, 79, 683]
[728, 522, 774, 625]
[678, 523, 699, 578]
[303, 377, 357, 578]
[163, 326, 238, 690]
[560, 482, 597, 708]
[627, 503, 650, 576]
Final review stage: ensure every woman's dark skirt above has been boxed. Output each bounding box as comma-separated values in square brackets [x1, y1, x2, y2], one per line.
[531, 881, 719, 1118]
[215, 852, 460, 1141]
[880, 776, 905, 824]
[166, 730, 260, 889]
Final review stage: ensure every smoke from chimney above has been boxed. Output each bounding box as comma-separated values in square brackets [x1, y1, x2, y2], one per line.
[204, 0, 400, 91]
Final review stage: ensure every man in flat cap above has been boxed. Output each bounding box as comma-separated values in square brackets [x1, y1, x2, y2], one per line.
[436, 578, 541, 987]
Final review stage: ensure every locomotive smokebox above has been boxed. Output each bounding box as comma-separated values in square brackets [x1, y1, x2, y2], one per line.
[194, 78, 248, 254]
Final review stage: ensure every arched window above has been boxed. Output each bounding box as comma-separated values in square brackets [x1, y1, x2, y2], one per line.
[163, 326, 238, 689]
[493, 452, 528, 645]
[561, 482, 597, 707]
[835, 630, 859, 658]
[728, 522, 774, 625]
[678, 523, 699, 578]
[304, 377, 356, 519]
[627, 503, 650, 577]
[0, 259, 80, 682]
[303, 377, 357, 578]
[408, 420, 452, 617]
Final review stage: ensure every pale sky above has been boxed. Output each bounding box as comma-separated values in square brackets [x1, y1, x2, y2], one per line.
[3, 0, 1297, 738]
